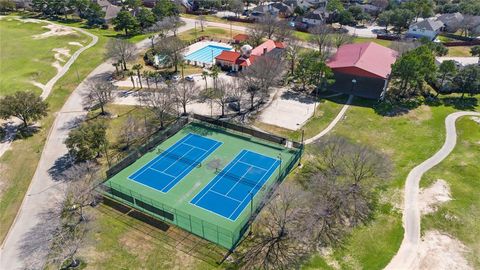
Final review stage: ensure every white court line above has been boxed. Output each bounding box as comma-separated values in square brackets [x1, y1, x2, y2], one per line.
[162, 140, 223, 192]
[224, 167, 253, 196]
[148, 167, 177, 179]
[129, 134, 193, 180]
[237, 160, 269, 172]
[181, 142, 210, 152]
[227, 159, 280, 220]
[191, 150, 249, 204]
[210, 189, 242, 203]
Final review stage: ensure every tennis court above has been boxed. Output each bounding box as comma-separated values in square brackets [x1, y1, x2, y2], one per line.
[129, 133, 222, 193]
[191, 150, 280, 221]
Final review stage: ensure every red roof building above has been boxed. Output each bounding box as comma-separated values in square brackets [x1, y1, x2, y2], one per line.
[233, 34, 249, 43]
[215, 39, 284, 71]
[327, 42, 398, 79]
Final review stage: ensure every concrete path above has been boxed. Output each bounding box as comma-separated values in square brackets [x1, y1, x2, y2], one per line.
[0, 21, 198, 270]
[304, 95, 353, 144]
[384, 111, 480, 270]
[0, 20, 98, 159]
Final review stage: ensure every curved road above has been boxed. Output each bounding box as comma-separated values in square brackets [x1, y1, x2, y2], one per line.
[385, 111, 480, 270]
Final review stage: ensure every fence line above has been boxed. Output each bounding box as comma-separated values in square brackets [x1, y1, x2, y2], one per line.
[99, 116, 304, 249]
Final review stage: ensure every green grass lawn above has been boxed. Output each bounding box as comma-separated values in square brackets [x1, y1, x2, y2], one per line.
[301, 95, 479, 269]
[421, 117, 480, 268]
[0, 17, 89, 96]
[0, 20, 110, 243]
[447, 46, 473, 57]
[178, 26, 244, 42]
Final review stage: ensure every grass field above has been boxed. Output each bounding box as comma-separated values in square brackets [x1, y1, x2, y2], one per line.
[301, 95, 479, 269]
[447, 46, 473, 57]
[178, 26, 244, 42]
[0, 18, 126, 243]
[0, 17, 89, 96]
[421, 117, 480, 268]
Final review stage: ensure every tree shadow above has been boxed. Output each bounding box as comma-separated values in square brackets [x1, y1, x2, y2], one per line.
[60, 115, 85, 131]
[439, 96, 478, 111]
[372, 98, 423, 117]
[18, 204, 62, 269]
[15, 125, 41, 140]
[279, 90, 315, 104]
[48, 154, 75, 182]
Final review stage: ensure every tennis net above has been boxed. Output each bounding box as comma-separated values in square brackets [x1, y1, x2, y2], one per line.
[157, 149, 202, 167]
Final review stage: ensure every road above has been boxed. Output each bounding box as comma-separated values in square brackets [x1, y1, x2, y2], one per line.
[0, 19, 198, 270]
[384, 111, 480, 270]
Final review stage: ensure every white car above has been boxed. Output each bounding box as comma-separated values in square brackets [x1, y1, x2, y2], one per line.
[185, 76, 195, 82]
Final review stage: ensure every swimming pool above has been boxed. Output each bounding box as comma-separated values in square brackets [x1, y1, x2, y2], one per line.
[185, 45, 232, 64]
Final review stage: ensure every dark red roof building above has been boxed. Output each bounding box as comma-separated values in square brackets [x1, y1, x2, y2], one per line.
[326, 42, 398, 99]
[232, 34, 250, 43]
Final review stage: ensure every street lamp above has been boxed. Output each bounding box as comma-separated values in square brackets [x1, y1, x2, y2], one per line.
[351, 78, 357, 93]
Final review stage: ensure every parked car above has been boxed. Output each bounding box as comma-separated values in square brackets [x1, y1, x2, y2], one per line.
[185, 75, 195, 82]
[172, 75, 180, 82]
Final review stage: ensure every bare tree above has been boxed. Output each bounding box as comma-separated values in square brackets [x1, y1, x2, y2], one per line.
[197, 15, 206, 32]
[173, 80, 200, 115]
[105, 39, 136, 70]
[275, 20, 293, 42]
[120, 114, 144, 149]
[211, 79, 234, 117]
[140, 87, 174, 128]
[247, 22, 267, 47]
[331, 33, 354, 48]
[236, 184, 312, 270]
[155, 36, 185, 73]
[307, 136, 392, 226]
[241, 55, 286, 109]
[308, 25, 333, 57]
[83, 78, 114, 115]
[258, 13, 279, 39]
[164, 16, 182, 37]
[284, 38, 302, 75]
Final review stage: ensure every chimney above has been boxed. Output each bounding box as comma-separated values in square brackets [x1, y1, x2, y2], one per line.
[263, 47, 267, 55]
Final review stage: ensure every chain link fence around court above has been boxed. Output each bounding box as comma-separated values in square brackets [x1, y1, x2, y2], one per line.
[100, 115, 304, 250]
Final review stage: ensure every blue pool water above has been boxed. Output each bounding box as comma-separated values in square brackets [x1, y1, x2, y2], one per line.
[185, 45, 232, 64]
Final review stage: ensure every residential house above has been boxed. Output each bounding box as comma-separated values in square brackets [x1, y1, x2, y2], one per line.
[270, 2, 294, 18]
[302, 9, 325, 26]
[251, 5, 278, 18]
[232, 34, 250, 44]
[94, 0, 122, 22]
[437, 12, 464, 33]
[406, 18, 444, 41]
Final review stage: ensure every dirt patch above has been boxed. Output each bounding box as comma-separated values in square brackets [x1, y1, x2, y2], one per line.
[418, 230, 473, 270]
[69, 41, 84, 47]
[171, 248, 197, 270]
[52, 48, 71, 63]
[118, 231, 155, 261]
[403, 105, 432, 123]
[471, 116, 480, 124]
[419, 179, 451, 215]
[379, 188, 404, 211]
[32, 24, 76, 39]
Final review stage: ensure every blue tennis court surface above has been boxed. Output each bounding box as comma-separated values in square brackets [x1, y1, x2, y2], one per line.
[129, 133, 222, 193]
[191, 150, 280, 221]
[185, 45, 232, 64]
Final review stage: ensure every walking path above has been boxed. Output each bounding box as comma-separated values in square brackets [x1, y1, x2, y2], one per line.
[0, 20, 98, 158]
[0, 20, 197, 270]
[304, 95, 353, 144]
[384, 111, 480, 270]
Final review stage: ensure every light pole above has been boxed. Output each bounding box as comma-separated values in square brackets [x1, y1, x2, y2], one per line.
[351, 78, 357, 93]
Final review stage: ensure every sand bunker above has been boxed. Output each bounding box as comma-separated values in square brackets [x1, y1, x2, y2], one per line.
[419, 179, 451, 215]
[417, 230, 473, 270]
[32, 24, 76, 39]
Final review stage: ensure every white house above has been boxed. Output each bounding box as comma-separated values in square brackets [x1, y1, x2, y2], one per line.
[302, 11, 324, 26]
[406, 19, 444, 41]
